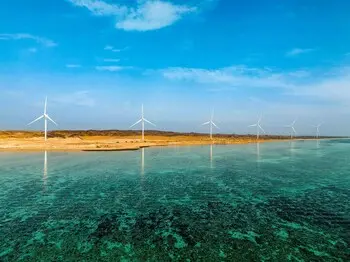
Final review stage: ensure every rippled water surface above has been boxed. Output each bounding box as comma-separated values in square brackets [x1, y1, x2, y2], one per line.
[0, 140, 349, 261]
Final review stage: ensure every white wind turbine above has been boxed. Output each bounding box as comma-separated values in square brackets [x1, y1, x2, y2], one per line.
[130, 104, 156, 141]
[312, 122, 323, 139]
[28, 97, 58, 141]
[202, 109, 219, 139]
[248, 116, 265, 140]
[285, 118, 297, 139]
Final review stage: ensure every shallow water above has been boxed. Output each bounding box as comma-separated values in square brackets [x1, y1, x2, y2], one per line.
[0, 140, 349, 261]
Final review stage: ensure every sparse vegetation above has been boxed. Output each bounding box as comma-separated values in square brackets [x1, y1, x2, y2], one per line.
[0, 130, 339, 140]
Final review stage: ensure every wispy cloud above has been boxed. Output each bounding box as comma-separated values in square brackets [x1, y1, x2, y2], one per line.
[67, 0, 197, 31]
[291, 67, 350, 105]
[66, 64, 81, 68]
[160, 66, 295, 89]
[286, 48, 315, 57]
[66, 0, 127, 16]
[95, 65, 132, 72]
[53, 91, 95, 107]
[104, 45, 123, 52]
[160, 64, 350, 108]
[0, 33, 57, 47]
[103, 58, 120, 62]
[28, 48, 38, 53]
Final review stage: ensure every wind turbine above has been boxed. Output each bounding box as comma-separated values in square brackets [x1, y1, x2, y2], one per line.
[311, 122, 323, 139]
[28, 97, 58, 141]
[248, 116, 265, 140]
[130, 104, 156, 141]
[285, 118, 297, 139]
[202, 109, 219, 140]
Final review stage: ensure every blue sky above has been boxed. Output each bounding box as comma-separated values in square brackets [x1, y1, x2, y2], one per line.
[1, 0, 350, 135]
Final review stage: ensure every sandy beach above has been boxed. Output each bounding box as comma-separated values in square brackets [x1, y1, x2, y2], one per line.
[0, 130, 326, 152]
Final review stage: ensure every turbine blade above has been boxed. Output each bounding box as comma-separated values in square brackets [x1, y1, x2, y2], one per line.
[292, 126, 297, 134]
[130, 119, 142, 128]
[144, 118, 156, 127]
[46, 115, 58, 126]
[28, 115, 44, 126]
[212, 122, 219, 129]
[202, 121, 210, 126]
[248, 124, 257, 127]
[259, 125, 265, 133]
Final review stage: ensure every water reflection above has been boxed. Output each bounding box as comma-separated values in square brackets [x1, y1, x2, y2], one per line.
[141, 147, 145, 176]
[256, 142, 260, 162]
[289, 140, 295, 157]
[43, 151, 48, 190]
[210, 144, 213, 169]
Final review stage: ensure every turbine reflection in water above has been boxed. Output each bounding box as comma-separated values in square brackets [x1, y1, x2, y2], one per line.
[256, 142, 260, 162]
[289, 140, 296, 158]
[43, 151, 48, 190]
[141, 147, 145, 176]
[210, 144, 213, 169]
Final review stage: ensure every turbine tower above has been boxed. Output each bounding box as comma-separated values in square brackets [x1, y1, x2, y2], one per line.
[28, 97, 58, 141]
[202, 109, 219, 139]
[285, 118, 297, 139]
[312, 122, 323, 139]
[130, 104, 156, 141]
[248, 116, 265, 140]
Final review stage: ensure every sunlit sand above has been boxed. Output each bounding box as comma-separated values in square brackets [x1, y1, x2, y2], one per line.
[0, 130, 314, 152]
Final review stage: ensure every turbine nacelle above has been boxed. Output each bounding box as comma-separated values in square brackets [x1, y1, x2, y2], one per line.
[130, 104, 156, 141]
[248, 115, 265, 140]
[311, 122, 324, 138]
[28, 97, 58, 141]
[284, 118, 297, 139]
[202, 109, 219, 139]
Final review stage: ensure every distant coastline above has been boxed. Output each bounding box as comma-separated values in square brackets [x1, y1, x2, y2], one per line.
[0, 130, 344, 152]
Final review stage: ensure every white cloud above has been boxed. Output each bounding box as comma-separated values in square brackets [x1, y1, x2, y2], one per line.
[96, 65, 132, 71]
[103, 58, 120, 62]
[286, 48, 315, 57]
[53, 91, 95, 107]
[116, 1, 197, 31]
[0, 33, 57, 47]
[67, 0, 197, 31]
[66, 64, 81, 68]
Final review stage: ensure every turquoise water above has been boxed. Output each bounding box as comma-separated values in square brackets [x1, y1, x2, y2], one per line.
[0, 140, 349, 261]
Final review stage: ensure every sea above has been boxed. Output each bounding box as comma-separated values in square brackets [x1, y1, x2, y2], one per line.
[0, 139, 349, 261]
